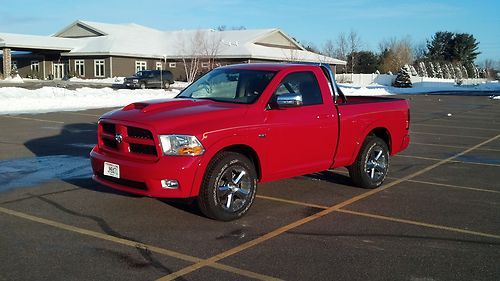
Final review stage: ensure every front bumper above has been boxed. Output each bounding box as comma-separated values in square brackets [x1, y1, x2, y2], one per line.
[124, 82, 140, 88]
[90, 146, 202, 198]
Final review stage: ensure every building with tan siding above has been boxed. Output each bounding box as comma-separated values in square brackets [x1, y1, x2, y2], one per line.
[1, 20, 345, 81]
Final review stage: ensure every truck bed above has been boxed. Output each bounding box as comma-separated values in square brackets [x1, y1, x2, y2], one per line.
[331, 96, 410, 168]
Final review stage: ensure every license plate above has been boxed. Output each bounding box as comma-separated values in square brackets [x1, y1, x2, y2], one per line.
[104, 162, 120, 178]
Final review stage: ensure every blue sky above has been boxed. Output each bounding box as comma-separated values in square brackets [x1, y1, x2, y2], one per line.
[1, 0, 498, 62]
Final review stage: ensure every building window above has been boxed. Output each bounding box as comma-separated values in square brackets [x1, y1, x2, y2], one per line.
[94, 60, 105, 77]
[201, 62, 209, 68]
[75, 60, 85, 77]
[156, 62, 162, 70]
[135, 61, 147, 72]
[168, 62, 176, 68]
[30, 61, 40, 72]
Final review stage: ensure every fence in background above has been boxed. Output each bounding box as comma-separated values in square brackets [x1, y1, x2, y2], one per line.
[336, 73, 488, 87]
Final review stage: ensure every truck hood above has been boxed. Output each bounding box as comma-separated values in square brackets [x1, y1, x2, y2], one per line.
[101, 98, 250, 134]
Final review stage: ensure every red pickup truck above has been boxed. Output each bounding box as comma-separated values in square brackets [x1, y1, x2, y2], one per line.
[90, 63, 410, 220]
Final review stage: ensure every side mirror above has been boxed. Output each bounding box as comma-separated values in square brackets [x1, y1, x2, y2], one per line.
[276, 93, 303, 108]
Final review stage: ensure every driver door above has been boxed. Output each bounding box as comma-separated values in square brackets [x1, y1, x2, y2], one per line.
[263, 70, 338, 179]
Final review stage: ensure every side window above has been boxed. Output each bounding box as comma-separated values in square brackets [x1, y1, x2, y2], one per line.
[274, 72, 323, 106]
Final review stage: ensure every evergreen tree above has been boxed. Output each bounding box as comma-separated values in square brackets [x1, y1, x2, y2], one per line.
[454, 64, 463, 82]
[435, 62, 443, 78]
[427, 31, 454, 61]
[465, 62, 478, 79]
[427, 62, 436, 78]
[449, 63, 456, 79]
[418, 61, 428, 77]
[393, 65, 412, 88]
[472, 63, 480, 78]
[347, 51, 380, 73]
[410, 65, 418, 76]
[461, 64, 468, 79]
[426, 31, 480, 64]
[452, 33, 480, 64]
[442, 64, 451, 79]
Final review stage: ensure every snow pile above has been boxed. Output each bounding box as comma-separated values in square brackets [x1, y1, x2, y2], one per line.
[339, 81, 500, 96]
[68, 77, 125, 84]
[0, 74, 24, 83]
[0, 87, 180, 114]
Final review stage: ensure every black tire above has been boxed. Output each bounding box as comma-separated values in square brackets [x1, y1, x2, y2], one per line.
[348, 136, 389, 189]
[197, 152, 257, 221]
[140, 82, 146, 89]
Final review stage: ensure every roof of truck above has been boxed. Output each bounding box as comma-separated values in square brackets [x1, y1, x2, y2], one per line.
[220, 63, 325, 71]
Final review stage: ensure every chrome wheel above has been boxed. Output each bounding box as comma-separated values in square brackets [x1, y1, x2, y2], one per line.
[348, 136, 390, 189]
[365, 146, 387, 182]
[216, 168, 252, 212]
[198, 152, 257, 221]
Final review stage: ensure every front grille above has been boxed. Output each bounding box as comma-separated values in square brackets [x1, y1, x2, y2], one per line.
[99, 122, 158, 158]
[101, 122, 116, 134]
[98, 173, 148, 190]
[130, 143, 157, 155]
[102, 138, 118, 149]
[128, 126, 153, 140]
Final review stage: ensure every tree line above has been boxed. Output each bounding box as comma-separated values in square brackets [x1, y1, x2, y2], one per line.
[302, 30, 497, 79]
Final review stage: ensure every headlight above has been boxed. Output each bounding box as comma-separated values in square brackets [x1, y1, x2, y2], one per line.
[159, 135, 205, 156]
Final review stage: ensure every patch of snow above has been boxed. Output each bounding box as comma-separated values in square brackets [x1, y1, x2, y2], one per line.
[68, 77, 125, 84]
[0, 74, 24, 83]
[0, 155, 91, 192]
[0, 87, 180, 115]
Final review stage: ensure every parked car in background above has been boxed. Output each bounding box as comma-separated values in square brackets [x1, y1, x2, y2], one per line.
[124, 70, 174, 89]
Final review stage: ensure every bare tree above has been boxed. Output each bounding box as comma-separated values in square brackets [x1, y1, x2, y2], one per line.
[178, 31, 203, 83]
[379, 37, 413, 73]
[322, 39, 336, 57]
[201, 31, 224, 70]
[281, 48, 302, 62]
[413, 41, 427, 61]
[178, 30, 225, 82]
[334, 33, 348, 61]
[348, 30, 361, 74]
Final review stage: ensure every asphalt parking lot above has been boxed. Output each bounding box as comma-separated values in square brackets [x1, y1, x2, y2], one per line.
[0, 94, 499, 281]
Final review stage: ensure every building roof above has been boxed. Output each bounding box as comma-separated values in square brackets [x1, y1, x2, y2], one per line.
[1, 20, 346, 65]
[0, 32, 77, 51]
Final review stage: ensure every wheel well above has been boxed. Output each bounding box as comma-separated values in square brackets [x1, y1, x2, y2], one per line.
[220, 145, 261, 180]
[369, 128, 391, 152]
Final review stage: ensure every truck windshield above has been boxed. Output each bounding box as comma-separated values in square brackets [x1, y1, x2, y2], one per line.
[177, 69, 276, 104]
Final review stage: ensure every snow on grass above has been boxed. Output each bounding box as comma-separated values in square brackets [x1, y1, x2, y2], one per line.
[0, 74, 24, 84]
[68, 77, 125, 84]
[0, 87, 180, 115]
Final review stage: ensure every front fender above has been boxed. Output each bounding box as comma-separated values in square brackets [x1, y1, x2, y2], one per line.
[188, 135, 265, 197]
